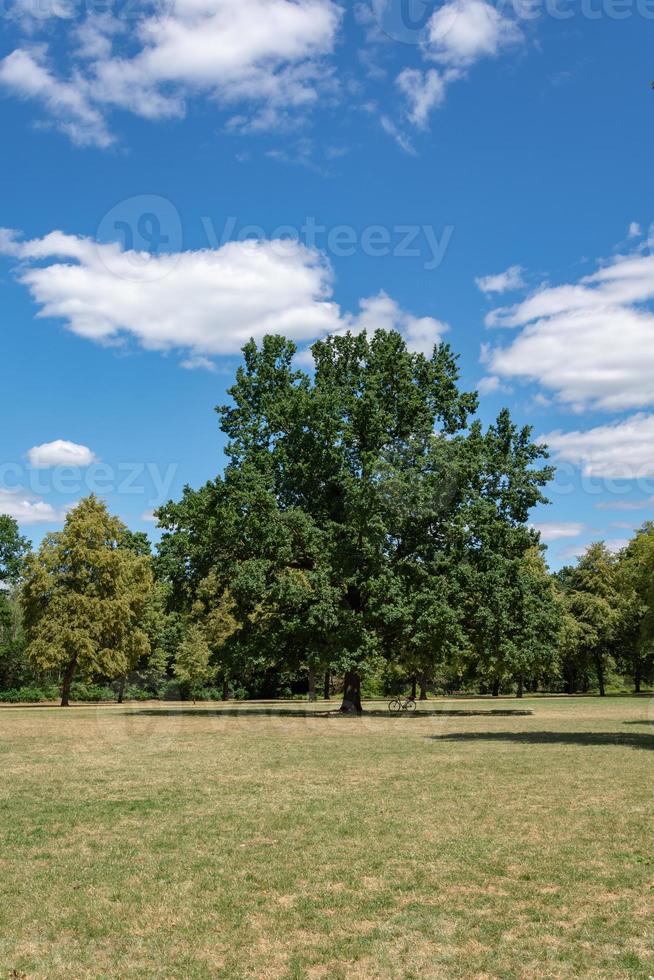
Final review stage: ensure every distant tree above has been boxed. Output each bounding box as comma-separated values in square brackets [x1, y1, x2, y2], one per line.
[141, 580, 184, 685]
[615, 524, 654, 692]
[21, 496, 153, 706]
[192, 572, 240, 699]
[0, 515, 30, 585]
[560, 542, 622, 697]
[0, 516, 31, 690]
[174, 624, 214, 702]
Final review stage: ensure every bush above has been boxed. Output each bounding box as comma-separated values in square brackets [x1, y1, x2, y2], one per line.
[0, 684, 60, 703]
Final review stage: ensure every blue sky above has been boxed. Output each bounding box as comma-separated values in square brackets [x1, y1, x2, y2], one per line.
[1, 0, 653, 566]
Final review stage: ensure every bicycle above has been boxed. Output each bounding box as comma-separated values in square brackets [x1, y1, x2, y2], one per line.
[388, 695, 416, 713]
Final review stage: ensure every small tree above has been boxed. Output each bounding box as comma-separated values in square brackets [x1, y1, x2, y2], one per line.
[21, 496, 153, 706]
[561, 542, 622, 697]
[174, 625, 214, 702]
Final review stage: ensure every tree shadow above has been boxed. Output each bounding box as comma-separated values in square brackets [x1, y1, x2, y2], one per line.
[428, 730, 654, 751]
[134, 707, 534, 719]
[623, 720, 654, 726]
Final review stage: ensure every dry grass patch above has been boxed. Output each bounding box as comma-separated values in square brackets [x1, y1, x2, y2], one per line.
[0, 696, 653, 978]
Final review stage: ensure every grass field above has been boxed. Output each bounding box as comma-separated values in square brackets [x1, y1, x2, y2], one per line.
[1, 696, 653, 979]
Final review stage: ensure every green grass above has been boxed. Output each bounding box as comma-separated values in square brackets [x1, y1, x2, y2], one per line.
[1, 696, 653, 978]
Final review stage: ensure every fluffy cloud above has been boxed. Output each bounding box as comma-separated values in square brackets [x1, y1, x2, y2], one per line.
[0, 48, 114, 148]
[1, 229, 341, 359]
[0, 0, 342, 145]
[344, 291, 449, 355]
[425, 0, 522, 67]
[483, 249, 654, 411]
[539, 414, 654, 479]
[1, 228, 446, 365]
[531, 521, 586, 542]
[0, 489, 67, 525]
[392, 0, 522, 127]
[27, 439, 97, 468]
[476, 264, 525, 295]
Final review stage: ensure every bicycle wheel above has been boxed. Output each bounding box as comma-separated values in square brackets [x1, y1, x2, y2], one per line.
[405, 699, 416, 712]
[388, 699, 401, 712]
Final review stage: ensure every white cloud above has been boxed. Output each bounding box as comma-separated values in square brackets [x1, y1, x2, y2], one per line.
[396, 68, 448, 128]
[344, 291, 450, 355]
[0, 47, 114, 147]
[180, 355, 217, 372]
[559, 537, 628, 561]
[392, 0, 522, 127]
[1, 229, 342, 360]
[0, 0, 342, 145]
[477, 375, 501, 395]
[476, 264, 525, 295]
[294, 291, 449, 365]
[425, 0, 522, 67]
[596, 496, 654, 512]
[539, 414, 654, 479]
[628, 221, 642, 239]
[379, 114, 415, 155]
[0, 488, 67, 525]
[484, 248, 654, 410]
[1, 228, 447, 365]
[27, 439, 97, 468]
[531, 521, 586, 542]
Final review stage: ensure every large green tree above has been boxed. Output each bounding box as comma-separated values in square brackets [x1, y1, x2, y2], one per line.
[21, 496, 153, 706]
[159, 330, 552, 710]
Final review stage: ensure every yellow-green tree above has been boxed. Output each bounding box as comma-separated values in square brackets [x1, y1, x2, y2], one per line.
[21, 496, 153, 706]
[174, 624, 214, 702]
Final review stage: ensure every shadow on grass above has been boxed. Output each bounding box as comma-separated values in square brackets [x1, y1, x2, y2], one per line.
[133, 707, 534, 719]
[428, 730, 654, 750]
[623, 720, 654, 726]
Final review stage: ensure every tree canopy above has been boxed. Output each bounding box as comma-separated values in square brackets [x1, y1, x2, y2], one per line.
[21, 496, 153, 706]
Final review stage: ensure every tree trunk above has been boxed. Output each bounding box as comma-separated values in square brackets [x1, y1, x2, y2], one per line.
[634, 667, 642, 694]
[222, 677, 229, 701]
[419, 672, 428, 701]
[117, 675, 126, 704]
[60, 656, 77, 707]
[410, 675, 417, 700]
[515, 675, 524, 699]
[339, 672, 363, 713]
[595, 655, 606, 697]
[491, 678, 500, 698]
[308, 667, 317, 702]
[323, 670, 331, 700]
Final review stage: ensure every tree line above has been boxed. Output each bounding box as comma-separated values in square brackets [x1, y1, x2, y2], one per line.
[1, 330, 653, 708]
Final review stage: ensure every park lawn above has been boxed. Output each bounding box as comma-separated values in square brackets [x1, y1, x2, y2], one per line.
[0, 697, 653, 979]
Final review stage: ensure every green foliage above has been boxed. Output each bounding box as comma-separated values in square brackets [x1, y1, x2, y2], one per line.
[557, 542, 625, 696]
[0, 514, 31, 585]
[157, 330, 553, 706]
[174, 624, 215, 700]
[20, 496, 154, 705]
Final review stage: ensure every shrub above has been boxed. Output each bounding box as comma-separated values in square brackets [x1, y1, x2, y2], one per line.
[0, 684, 60, 703]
